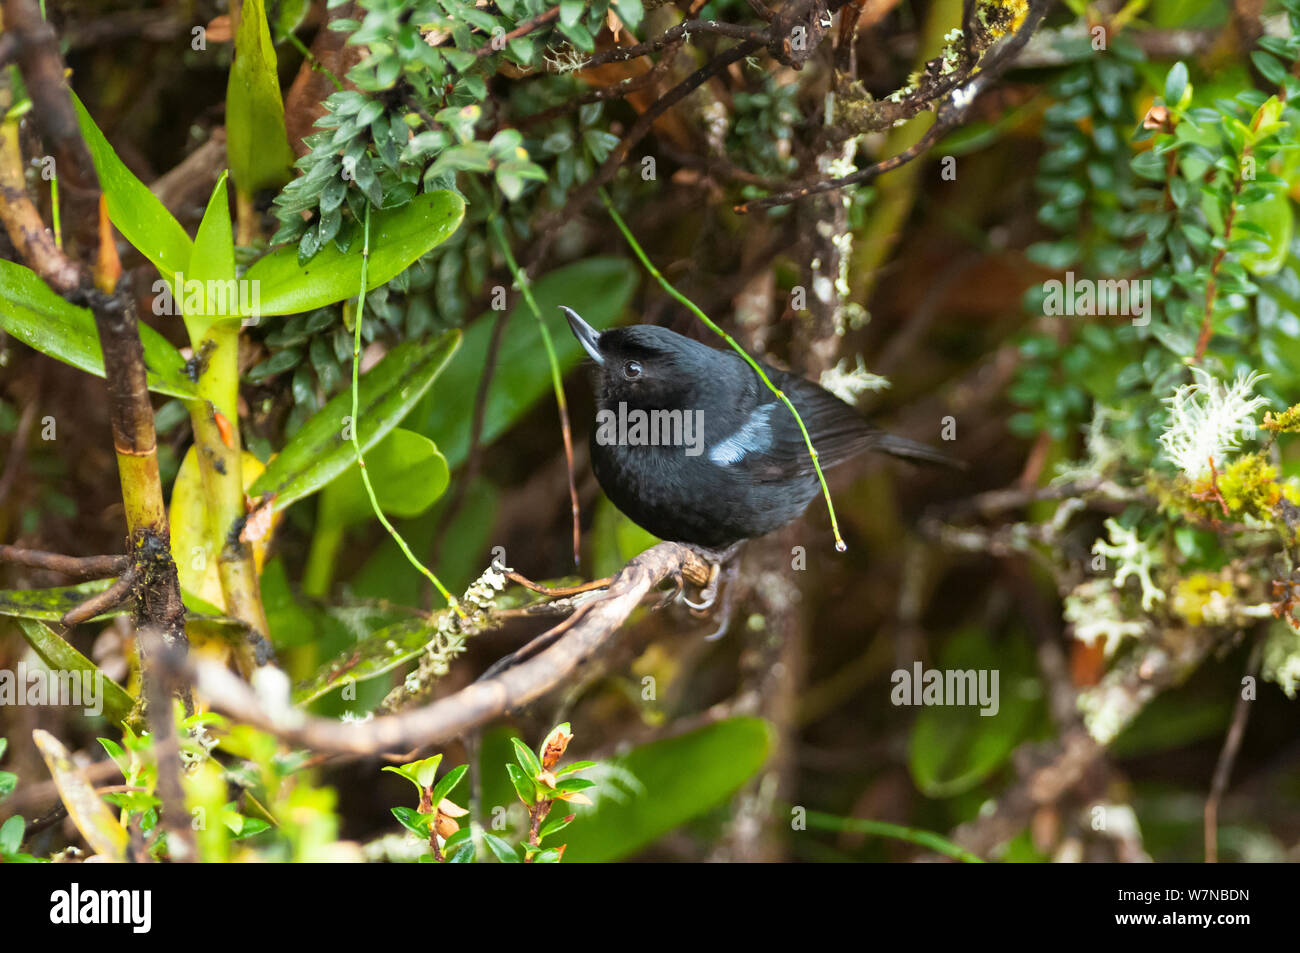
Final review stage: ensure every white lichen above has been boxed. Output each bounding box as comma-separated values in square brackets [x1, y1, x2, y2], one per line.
[1064, 579, 1148, 656]
[819, 354, 891, 405]
[1158, 367, 1269, 479]
[1092, 519, 1165, 612]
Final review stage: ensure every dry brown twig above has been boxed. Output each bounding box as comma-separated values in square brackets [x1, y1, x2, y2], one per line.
[190, 543, 713, 755]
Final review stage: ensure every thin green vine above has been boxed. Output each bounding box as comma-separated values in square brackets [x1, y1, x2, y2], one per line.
[351, 203, 465, 618]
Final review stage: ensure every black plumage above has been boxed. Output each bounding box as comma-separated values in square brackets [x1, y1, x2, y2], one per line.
[562, 307, 961, 550]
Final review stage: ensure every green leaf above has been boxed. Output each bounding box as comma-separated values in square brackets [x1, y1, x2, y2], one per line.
[15, 620, 136, 725]
[184, 172, 239, 338]
[293, 614, 447, 704]
[0, 579, 116, 622]
[248, 331, 460, 512]
[318, 428, 449, 528]
[908, 629, 1044, 798]
[0, 580, 236, 628]
[71, 94, 192, 283]
[391, 806, 431, 835]
[481, 831, 522, 863]
[414, 755, 443, 790]
[430, 764, 468, 805]
[537, 813, 574, 840]
[611, 0, 644, 30]
[0, 260, 197, 399]
[419, 257, 637, 469]
[1164, 61, 1189, 106]
[227, 0, 295, 194]
[0, 814, 24, 855]
[511, 736, 543, 777]
[242, 191, 465, 315]
[506, 762, 536, 805]
[559, 717, 773, 863]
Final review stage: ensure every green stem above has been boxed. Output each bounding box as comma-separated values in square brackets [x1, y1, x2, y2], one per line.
[800, 808, 984, 863]
[485, 207, 582, 566]
[49, 172, 60, 249]
[600, 187, 847, 552]
[350, 203, 464, 617]
[302, 522, 344, 599]
[286, 31, 343, 90]
[188, 318, 269, 673]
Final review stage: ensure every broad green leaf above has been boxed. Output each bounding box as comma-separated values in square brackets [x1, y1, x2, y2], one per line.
[292, 616, 442, 705]
[227, 0, 295, 194]
[32, 729, 129, 861]
[559, 717, 773, 862]
[271, 0, 311, 42]
[908, 629, 1044, 798]
[0, 260, 196, 398]
[292, 576, 560, 704]
[419, 257, 637, 469]
[249, 331, 460, 512]
[1234, 186, 1293, 277]
[171, 445, 279, 609]
[319, 428, 449, 528]
[15, 620, 135, 725]
[0, 580, 115, 622]
[241, 191, 465, 316]
[183, 172, 240, 339]
[71, 93, 192, 282]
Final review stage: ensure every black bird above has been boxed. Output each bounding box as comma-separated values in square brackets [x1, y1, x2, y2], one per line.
[562, 307, 960, 552]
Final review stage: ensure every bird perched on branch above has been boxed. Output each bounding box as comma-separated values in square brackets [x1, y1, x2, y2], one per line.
[562, 307, 962, 554]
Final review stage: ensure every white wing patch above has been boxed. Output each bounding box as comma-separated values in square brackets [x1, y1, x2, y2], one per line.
[709, 403, 777, 465]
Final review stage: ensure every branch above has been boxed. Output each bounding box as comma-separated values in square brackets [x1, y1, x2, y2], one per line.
[192, 543, 713, 754]
[735, 0, 1055, 212]
[0, 545, 129, 580]
[61, 567, 138, 625]
[1205, 635, 1264, 863]
[472, 6, 559, 60]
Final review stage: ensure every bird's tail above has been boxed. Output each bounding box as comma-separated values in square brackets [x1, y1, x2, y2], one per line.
[873, 433, 968, 471]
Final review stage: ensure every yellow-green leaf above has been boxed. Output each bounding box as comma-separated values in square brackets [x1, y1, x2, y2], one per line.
[32, 729, 130, 861]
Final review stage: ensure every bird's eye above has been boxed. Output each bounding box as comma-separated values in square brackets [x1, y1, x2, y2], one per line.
[623, 360, 643, 380]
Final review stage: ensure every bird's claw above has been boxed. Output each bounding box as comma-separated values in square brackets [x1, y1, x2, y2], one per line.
[684, 561, 722, 612]
[655, 571, 686, 610]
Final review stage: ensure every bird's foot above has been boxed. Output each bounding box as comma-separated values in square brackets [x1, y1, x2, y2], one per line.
[683, 560, 722, 611]
[654, 571, 685, 610]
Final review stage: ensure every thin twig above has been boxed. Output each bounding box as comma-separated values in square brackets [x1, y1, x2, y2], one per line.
[61, 566, 139, 625]
[1205, 636, 1264, 863]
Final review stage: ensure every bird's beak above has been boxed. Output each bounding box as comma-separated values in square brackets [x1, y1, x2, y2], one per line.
[561, 306, 604, 365]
